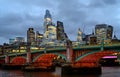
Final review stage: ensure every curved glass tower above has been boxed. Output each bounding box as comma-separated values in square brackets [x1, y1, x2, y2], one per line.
[43, 10, 56, 41]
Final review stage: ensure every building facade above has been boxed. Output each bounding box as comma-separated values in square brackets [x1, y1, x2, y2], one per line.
[77, 28, 83, 42]
[15, 37, 25, 43]
[36, 31, 43, 45]
[43, 10, 56, 41]
[95, 24, 113, 44]
[27, 28, 35, 45]
[56, 21, 68, 41]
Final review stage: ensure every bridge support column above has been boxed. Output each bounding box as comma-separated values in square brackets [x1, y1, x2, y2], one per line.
[5, 55, 9, 64]
[27, 52, 31, 63]
[66, 40, 74, 63]
[26, 46, 31, 64]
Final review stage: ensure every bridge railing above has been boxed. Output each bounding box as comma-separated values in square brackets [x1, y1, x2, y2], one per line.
[1, 43, 120, 57]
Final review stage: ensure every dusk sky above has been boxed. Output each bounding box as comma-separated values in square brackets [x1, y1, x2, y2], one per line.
[0, 0, 120, 44]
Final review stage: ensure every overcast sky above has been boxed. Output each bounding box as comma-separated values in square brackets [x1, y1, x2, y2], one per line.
[0, 0, 120, 44]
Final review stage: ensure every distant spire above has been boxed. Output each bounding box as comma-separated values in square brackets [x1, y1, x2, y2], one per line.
[77, 28, 83, 41]
[44, 9, 51, 19]
[113, 31, 118, 39]
[92, 29, 94, 35]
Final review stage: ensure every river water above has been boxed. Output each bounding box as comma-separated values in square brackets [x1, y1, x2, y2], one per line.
[0, 67, 120, 77]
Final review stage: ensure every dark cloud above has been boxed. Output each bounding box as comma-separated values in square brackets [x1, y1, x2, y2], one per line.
[102, 0, 118, 5]
[54, 0, 120, 40]
[0, 0, 120, 44]
[0, 11, 43, 43]
[0, 13, 23, 26]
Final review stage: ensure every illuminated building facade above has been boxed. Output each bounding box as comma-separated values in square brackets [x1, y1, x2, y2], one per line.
[107, 26, 113, 39]
[36, 31, 43, 45]
[15, 37, 25, 43]
[47, 25, 56, 41]
[27, 28, 35, 45]
[9, 39, 15, 44]
[95, 24, 113, 44]
[77, 28, 83, 42]
[89, 32, 97, 45]
[43, 10, 56, 41]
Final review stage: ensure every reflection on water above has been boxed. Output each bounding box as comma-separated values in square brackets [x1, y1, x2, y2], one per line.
[0, 67, 120, 77]
[0, 70, 24, 77]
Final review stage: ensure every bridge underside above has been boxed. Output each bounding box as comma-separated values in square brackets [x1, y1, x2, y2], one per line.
[74, 50, 117, 67]
[10, 57, 26, 65]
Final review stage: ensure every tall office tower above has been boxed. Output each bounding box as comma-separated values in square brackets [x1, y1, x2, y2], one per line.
[77, 28, 83, 41]
[36, 31, 43, 45]
[47, 25, 56, 41]
[95, 24, 113, 44]
[43, 10, 56, 40]
[27, 28, 35, 45]
[107, 25, 113, 39]
[56, 21, 67, 41]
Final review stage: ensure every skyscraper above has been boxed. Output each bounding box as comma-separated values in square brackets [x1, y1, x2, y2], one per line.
[107, 25, 113, 39]
[36, 31, 43, 45]
[44, 10, 52, 33]
[27, 28, 35, 45]
[56, 21, 68, 41]
[95, 24, 113, 44]
[43, 10, 56, 40]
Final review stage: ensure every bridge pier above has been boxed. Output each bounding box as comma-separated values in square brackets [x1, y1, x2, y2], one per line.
[66, 40, 74, 63]
[5, 55, 9, 64]
[55, 65, 102, 75]
[26, 46, 32, 64]
[55, 40, 102, 75]
[26, 52, 31, 64]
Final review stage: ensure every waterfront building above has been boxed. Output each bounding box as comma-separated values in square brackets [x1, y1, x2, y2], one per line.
[27, 28, 35, 45]
[95, 24, 113, 44]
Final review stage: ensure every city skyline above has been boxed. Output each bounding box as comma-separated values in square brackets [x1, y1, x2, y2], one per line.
[0, 0, 120, 44]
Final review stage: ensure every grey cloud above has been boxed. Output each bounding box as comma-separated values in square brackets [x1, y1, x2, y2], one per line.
[0, 13, 23, 26]
[0, 0, 120, 44]
[102, 0, 118, 5]
[12, 0, 58, 8]
[0, 12, 43, 41]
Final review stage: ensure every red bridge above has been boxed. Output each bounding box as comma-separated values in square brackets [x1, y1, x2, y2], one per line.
[0, 43, 120, 73]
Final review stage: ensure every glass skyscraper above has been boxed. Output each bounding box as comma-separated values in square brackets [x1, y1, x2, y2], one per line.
[43, 10, 56, 41]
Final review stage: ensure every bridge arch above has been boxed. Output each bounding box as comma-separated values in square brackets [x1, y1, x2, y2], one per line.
[75, 50, 118, 62]
[10, 56, 26, 65]
[32, 53, 67, 62]
[32, 53, 66, 67]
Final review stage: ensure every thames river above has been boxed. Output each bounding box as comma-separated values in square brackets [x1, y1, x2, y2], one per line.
[0, 67, 120, 77]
